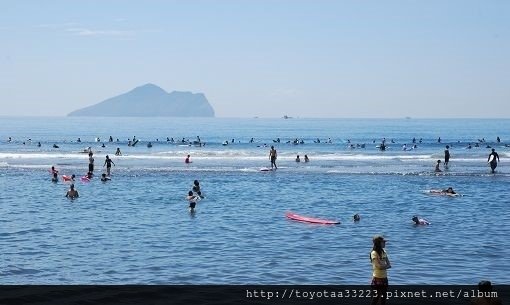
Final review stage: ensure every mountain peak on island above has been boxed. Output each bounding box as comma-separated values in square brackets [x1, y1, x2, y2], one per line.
[131, 83, 166, 93]
[68, 84, 215, 117]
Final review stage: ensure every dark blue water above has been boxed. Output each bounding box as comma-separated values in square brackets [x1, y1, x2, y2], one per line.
[0, 117, 509, 284]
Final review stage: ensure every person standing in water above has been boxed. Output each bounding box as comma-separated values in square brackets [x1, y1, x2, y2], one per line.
[103, 155, 115, 176]
[444, 145, 450, 167]
[269, 146, 277, 169]
[487, 148, 500, 174]
[370, 235, 391, 305]
[65, 184, 79, 199]
[88, 152, 95, 173]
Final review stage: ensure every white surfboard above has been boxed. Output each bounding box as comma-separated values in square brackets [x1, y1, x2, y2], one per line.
[488, 155, 495, 163]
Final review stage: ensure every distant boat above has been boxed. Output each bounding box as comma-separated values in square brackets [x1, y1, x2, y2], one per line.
[405, 116, 412, 120]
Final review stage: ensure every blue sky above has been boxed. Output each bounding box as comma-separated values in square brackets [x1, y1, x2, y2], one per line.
[1, 0, 509, 118]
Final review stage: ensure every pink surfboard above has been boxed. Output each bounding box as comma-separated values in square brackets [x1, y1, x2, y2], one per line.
[285, 211, 340, 225]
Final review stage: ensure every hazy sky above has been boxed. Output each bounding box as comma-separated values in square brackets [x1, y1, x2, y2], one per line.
[1, 1, 509, 118]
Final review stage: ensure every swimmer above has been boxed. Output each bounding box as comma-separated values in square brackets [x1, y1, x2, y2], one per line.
[101, 173, 111, 182]
[115, 148, 122, 156]
[65, 184, 79, 199]
[147, 142, 152, 148]
[412, 215, 430, 225]
[428, 187, 458, 196]
[192, 180, 201, 193]
[304, 155, 309, 162]
[353, 214, 361, 222]
[185, 154, 191, 164]
[62, 174, 76, 182]
[443, 187, 456, 194]
[50, 166, 59, 175]
[295, 155, 301, 162]
[53, 144, 59, 148]
[51, 172, 58, 183]
[435, 160, 442, 172]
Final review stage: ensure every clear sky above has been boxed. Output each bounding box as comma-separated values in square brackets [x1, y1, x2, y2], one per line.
[1, 0, 509, 118]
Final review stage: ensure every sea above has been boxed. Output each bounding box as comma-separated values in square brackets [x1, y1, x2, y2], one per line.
[0, 117, 509, 284]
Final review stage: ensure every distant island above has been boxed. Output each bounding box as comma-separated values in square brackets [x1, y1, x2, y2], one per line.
[68, 83, 215, 117]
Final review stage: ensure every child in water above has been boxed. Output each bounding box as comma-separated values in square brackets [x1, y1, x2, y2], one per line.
[435, 160, 442, 172]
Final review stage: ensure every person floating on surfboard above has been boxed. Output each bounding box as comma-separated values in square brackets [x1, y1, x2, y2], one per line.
[487, 148, 500, 174]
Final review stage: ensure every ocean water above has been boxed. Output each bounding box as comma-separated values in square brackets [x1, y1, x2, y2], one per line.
[0, 117, 509, 284]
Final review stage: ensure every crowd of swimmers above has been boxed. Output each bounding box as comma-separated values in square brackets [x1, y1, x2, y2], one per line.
[49, 153, 117, 201]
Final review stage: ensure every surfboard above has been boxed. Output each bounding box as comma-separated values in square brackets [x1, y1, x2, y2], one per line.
[62, 175, 74, 182]
[285, 211, 340, 225]
[488, 155, 495, 163]
[260, 167, 273, 172]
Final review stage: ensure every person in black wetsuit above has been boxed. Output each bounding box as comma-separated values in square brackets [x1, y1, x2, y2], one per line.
[487, 148, 500, 174]
[444, 145, 450, 167]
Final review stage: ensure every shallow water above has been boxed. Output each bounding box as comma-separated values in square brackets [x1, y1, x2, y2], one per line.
[0, 117, 509, 284]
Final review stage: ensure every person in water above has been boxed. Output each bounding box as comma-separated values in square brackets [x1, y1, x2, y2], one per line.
[435, 160, 442, 172]
[185, 154, 191, 164]
[304, 155, 309, 162]
[353, 214, 361, 222]
[269, 146, 277, 169]
[370, 235, 391, 305]
[295, 155, 300, 162]
[192, 180, 200, 193]
[412, 215, 430, 225]
[88, 152, 94, 173]
[101, 173, 111, 182]
[66, 184, 79, 199]
[115, 148, 122, 156]
[443, 187, 456, 194]
[187, 191, 198, 212]
[103, 155, 115, 176]
[470, 280, 503, 305]
[487, 148, 500, 174]
[51, 172, 58, 183]
[444, 145, 450, 167]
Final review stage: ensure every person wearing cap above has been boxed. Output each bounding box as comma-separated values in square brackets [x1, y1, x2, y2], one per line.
[370, 235, 391, 305]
